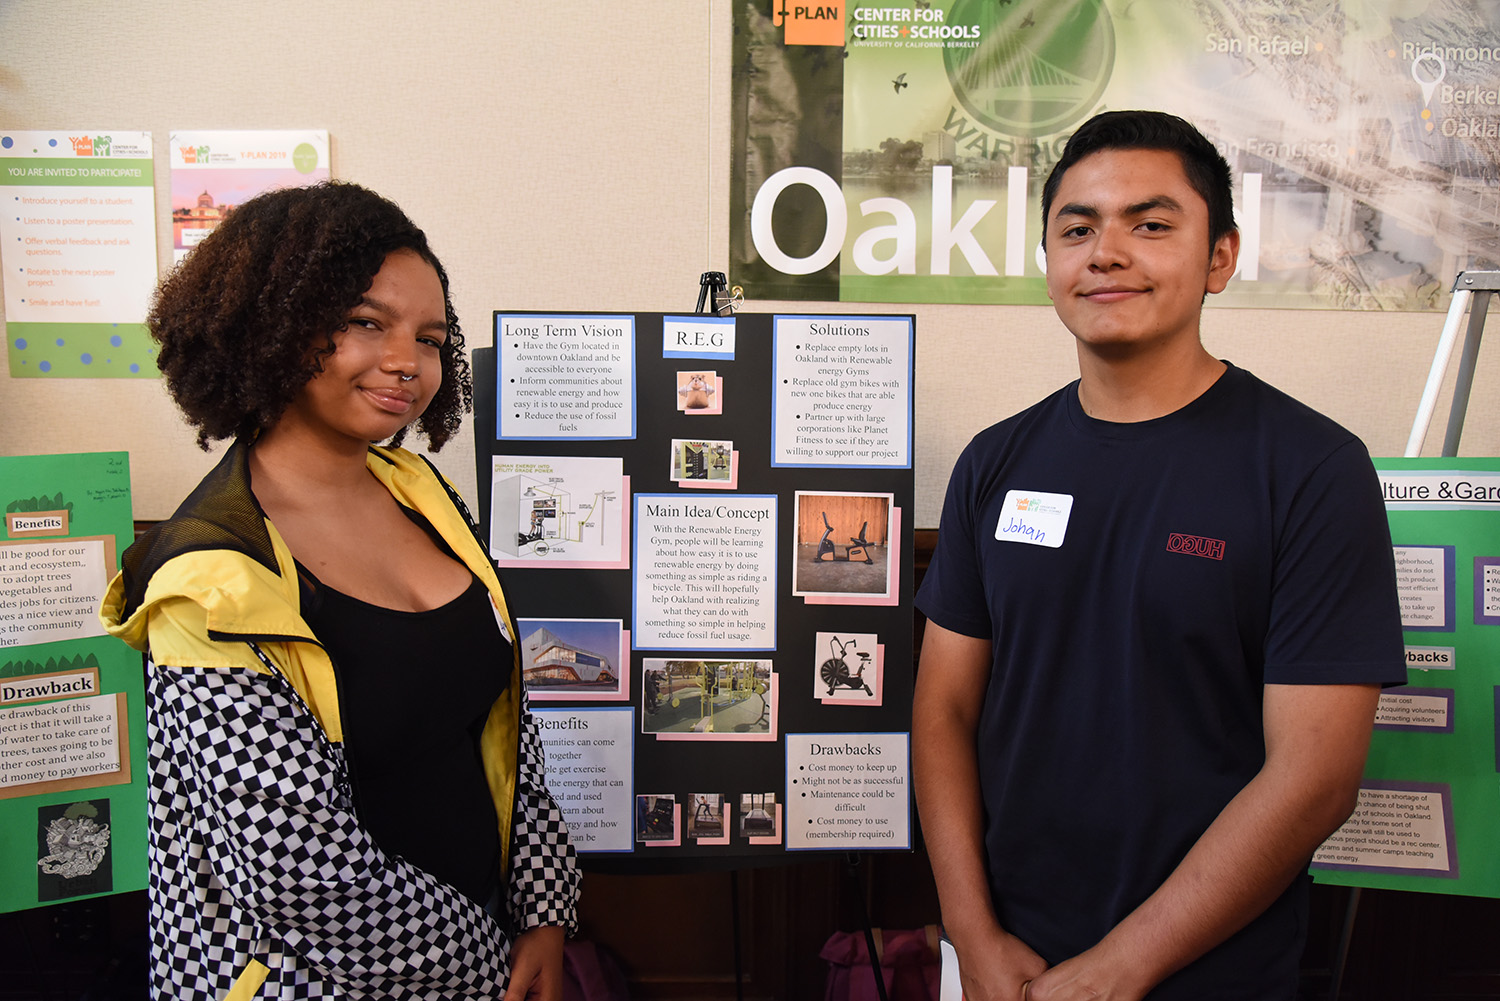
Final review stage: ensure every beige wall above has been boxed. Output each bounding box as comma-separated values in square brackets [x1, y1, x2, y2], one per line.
[2, 0, 1495, 526]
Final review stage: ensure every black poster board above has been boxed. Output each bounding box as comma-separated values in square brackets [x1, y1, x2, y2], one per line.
[474, 311, 914, 864]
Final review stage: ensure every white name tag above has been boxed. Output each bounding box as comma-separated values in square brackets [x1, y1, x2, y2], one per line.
[995, 490, 1073, 549]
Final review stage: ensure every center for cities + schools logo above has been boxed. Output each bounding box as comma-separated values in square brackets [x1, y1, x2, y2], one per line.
[941, 0, 1114, 138]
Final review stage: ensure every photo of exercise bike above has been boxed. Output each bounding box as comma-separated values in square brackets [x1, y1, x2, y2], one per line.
[792, 491, 893, 600]
[820, 634, 873, 696]
[813, 631, 881, 704]
[814, 510, 873, 564]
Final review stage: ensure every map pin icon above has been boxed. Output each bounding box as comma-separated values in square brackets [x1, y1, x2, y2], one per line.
[1412, 52, 1445, 107]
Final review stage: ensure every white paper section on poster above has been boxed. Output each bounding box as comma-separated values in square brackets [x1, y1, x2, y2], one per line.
[0, 692, 122, 789]
[1313, 785, 1455, 874]
[1393, 545, 1448, 628]
[496, 314, 635, 439]
[169, 130, 330, 264]
[1375, 690, 1451, 729]
[490, 455, 623, 563]
[0, 538, 109, 646]
[533, 707, 634, 853]
[634, 494, 777, 650]
[786, 732, 910, 850]
[772, 316, 912, 467]
[0, 131, 156, 326]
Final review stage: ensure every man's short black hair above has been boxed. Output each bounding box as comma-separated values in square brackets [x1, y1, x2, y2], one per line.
[1041, 110, 1236, 251]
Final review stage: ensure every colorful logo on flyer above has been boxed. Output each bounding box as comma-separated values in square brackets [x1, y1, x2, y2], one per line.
[941, 0, 1114, 138]
[773, 0, 846, 46]
[69, 135, 113, 157]
[179, 145, 210, 164]
[1014, 496, 1064, 516]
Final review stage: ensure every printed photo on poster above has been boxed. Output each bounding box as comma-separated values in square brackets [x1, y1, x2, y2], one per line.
[636, 794, 680, 845]
[669, 439, 734, 484]
[676, 371, 723, 414]
[687, 793, 729, 842]
[642, 659, 773, 737]
[37, 799, 112, 902]
[518, 618, 627, 701]
[792, 492, 893, 600]
[491, 455, 626, 567]
[813, 632, 883, 706]
[740, 792, 781, 843]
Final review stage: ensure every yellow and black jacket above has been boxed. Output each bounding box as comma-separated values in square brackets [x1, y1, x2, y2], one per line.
[101, 442, 578, 1000]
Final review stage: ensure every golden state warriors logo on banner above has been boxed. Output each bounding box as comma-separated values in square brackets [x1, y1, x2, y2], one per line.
[942, 0, 1114, 138]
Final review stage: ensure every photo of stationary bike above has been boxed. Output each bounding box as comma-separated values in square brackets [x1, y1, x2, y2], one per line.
[792, 492, 892, 599]
[819, 634, 873, 696]
[813, 510, 873, 565]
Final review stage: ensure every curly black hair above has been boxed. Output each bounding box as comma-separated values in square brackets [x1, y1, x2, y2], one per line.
[150, 181, 470, 451]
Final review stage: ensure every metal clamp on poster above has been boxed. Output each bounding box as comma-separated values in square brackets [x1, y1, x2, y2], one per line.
[473, 308, 915, 868]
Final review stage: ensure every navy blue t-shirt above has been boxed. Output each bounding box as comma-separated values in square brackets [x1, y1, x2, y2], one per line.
[915, 363, 1405, 1000]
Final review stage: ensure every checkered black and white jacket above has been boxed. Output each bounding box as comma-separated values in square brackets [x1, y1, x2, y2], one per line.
[103, 444, 579, 999]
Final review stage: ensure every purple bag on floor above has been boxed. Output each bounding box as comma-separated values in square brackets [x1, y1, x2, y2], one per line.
[822, 926, 941, 1001]
[560, 940, 631, 1001]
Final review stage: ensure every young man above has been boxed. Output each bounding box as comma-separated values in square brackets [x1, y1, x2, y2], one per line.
[913, 111, 1405, 1001]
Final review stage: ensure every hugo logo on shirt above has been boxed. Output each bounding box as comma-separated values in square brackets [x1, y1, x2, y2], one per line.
[1166, 532, 1226, 560]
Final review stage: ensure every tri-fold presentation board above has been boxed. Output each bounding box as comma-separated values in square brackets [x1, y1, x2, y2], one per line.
[1313, 458, 1500, 899]
[474, 311, 916, 862]
[0, 452, 145, 913]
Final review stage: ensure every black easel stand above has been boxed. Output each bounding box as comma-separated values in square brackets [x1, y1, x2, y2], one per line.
[844, 853, 892, 1001]
[695, 271, 729, 315]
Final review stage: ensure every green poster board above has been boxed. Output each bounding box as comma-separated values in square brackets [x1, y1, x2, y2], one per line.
[0, 452, 145, 911]
[1312, 458, 1500, 899]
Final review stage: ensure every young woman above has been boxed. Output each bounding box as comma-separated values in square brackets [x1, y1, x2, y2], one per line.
[101, 182, 578, 1000]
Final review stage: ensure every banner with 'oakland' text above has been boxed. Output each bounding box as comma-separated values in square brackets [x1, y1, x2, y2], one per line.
[730, 0, 1500, 310]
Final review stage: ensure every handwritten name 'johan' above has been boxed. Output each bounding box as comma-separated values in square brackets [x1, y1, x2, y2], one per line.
[999, 516, 1046, 545]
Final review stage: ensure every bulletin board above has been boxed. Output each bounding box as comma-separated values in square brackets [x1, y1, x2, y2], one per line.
[473, 311, 915, 863]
